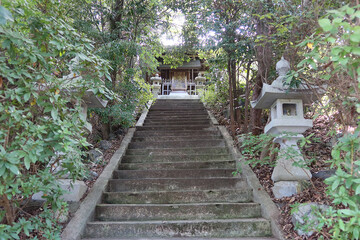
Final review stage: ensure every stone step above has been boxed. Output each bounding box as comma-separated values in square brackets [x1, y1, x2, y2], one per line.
[133, 130, 221, 137]
[83, 238, 277, 240]
[95, 202, 262, 221]
[143, 120, 210, 125]
[136, 126, 215, 131]
[147, 109, 207, 113]
[125, 147, 228, 156]
[146, 114, 209, 119]
[150, 107, 205, 110]
[119, 160, 235, 170]
[148, 110, 206, 113]
[121, 154, 230, 163]
[102, 189, 254, 204]
[155, 99, 200, 102]
[131, 135, 223, 142]
[127, 140, 225, 149]
[84, 218, 272, 238]
[145, 114, 208, 118]
[107, 178, 245, 192]
[113, 169, 236, 179]
[149, 101, 203, 105]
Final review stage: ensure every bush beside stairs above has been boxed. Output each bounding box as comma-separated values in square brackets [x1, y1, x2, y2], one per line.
[82, 99, 276, 239]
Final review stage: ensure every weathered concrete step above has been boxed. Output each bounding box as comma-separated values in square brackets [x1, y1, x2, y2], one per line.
[147, 113, 208, 118]
[136, 126, 215, 131]
[119, 160, 235, 170]
[121, 154, 230, 163]
[108, 178, 245, 192]
[102, 189, 253, 204]
[146, 114, 208, 118]
[148, 110, 206, 113]
[84, 218, 272, 238]
[125, 147, 228, 156]
[95, 203, 261, 221]
[128, 140, 225, 149]
[113, 169, 236, 179]
[82, 238, 277, 240]
[131, 135, 223, 142]
[145, 118, 210, 122]
[150, 107, 205, 110]
[146, 114, 208, 117]
[143, 120, 210, 125]
[133, 130, 221, 137]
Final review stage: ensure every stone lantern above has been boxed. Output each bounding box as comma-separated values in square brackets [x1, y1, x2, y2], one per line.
[195, 73, 206, 95]
[150, 74, 162, 97]
[251, 57, 320, 198]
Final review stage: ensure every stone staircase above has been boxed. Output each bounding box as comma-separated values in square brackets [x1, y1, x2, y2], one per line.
[82, 99, 274, 239]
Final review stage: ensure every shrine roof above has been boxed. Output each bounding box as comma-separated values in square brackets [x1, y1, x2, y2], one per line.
[158, 60, 201, 70]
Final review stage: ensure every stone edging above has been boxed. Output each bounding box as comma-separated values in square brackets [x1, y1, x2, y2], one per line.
[218, 125, 285, 240]
[61, 128, 136, 240]
[135, 100, 153, 127]
[207, 109, 219, 125]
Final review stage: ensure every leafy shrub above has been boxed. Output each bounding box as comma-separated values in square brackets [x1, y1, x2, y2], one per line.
[200, 73, 229, 109]
[292, 4, 360, 239]
[0, 1, 112, 238]
[92, 73, 154, 129]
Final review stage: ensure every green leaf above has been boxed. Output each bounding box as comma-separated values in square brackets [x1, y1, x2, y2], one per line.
[51, 108, 58, 121]
[24, 92, 31, 102]
[7, 164, 19, 175]
[332, 148, 341, 159]
[339, 219, 345, 231]
[340, 209, 355, 216]
[355, 185, 360, 195]
[24, 157, 30, 170]
[332, 178, 341, 190]
[0, 165, 5, 176]
[319, 18, 332, 32]
[0, 6, 13, 25]
[10, 233, 19, 240]
[346, 6, 355, 15]
[354, 226, 360, 239]
[353, 47, 360, 56]
[350, 34, 360, 43]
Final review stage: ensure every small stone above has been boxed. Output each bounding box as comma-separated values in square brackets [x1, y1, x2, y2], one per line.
[291, 203, 328, 237]
[88, 149, 103, 162]
[312, 169, 335, 180]
[272, 181, 299, 198]
[83, 170, 99, 181]
[99, 140, 111, 150]
[90, 171, 98, 178]
[113, 129, 125, 136]
[109, 133, 117, 140]
[54, 209, 69, 223]
[32, 179, 87, 202]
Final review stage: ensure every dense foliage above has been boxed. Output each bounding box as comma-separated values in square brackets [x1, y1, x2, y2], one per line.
[294, 5, 360, 238]
[0, 0, 359, 239]
[0, 0, 114, 238]
[68, 0, 172, 137]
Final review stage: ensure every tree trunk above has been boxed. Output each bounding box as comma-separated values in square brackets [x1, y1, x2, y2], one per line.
[101, 123, 110, 140]
[110, 0, 124, 35]
[2, 194, 15, 225]
[251, 13, 273, 135]
[228, 59, 236, 135]
[232, 60, 240, 124]
[243, 61, 252, 132]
